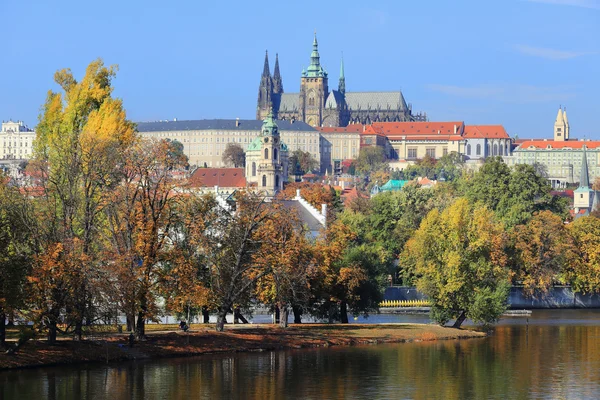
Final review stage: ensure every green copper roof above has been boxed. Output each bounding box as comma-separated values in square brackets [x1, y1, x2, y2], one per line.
[380, 180, 408, 191]
[305, 33, 327, 78]
[261, 110, 279, 136]
[579, 145, 590, 189]
[247, 136, 262, 151]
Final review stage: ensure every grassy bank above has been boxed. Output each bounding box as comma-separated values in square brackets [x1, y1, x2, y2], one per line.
[0, 323, 485, 370]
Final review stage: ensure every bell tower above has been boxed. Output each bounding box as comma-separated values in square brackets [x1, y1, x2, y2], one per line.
[554, 106, 569, 141]
[300, 33, 328, 127]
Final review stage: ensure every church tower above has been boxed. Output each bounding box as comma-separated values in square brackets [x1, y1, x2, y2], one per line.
[574, 145, 596, 214]
[554, 106, 569, 141]
[273, 53, 283, 94]
[300, 33, 329, 127]
[256, 51, 274, 120]
[245, 111, 289, 196]
[338, 55, 345, 95]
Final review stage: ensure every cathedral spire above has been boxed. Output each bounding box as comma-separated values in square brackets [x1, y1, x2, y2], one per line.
[306, 32, 324, 77]
[338, 54, 346, 94]
[273, 53, 283, 94]
[580, 144, 590, 188]
[262, 50, 271, 77]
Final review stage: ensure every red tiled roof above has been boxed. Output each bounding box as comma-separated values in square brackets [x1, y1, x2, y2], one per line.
[189, 168, 246, 188]
[517, 140, 600, 150]
[316, 125, 364, 133]
[463, 125, 509, 139]
[371, 121, 465, 136]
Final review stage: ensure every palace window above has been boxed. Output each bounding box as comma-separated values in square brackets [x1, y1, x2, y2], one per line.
[262, 175, 267, 187]
[426, 148, 436, 158]
[408, 148, 417, 159]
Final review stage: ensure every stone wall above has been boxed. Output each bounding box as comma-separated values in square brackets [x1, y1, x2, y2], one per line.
[384, 286, 600, 309]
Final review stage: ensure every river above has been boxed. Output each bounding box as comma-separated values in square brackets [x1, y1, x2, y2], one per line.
[2, 309, 600, 399]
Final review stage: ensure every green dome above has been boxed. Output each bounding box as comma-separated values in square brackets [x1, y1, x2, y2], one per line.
[247, 136, 263, 152]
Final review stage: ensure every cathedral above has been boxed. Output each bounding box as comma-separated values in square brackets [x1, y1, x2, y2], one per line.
[256, 34, 426, 127]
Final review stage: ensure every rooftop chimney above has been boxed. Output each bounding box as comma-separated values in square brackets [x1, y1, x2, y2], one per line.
[235, 118, 240, 127]
[454, 124, 457, 134]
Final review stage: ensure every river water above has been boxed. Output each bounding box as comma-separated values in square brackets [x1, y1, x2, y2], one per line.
[2, 310, 600, 399]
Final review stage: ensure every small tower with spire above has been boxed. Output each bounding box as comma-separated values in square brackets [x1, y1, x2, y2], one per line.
[554, 106, 569, 141]
[338, 54, 346, 95]
[574, 144, 596, 215]
[256, 51, 274, 120]
[299, 32, 329, 127]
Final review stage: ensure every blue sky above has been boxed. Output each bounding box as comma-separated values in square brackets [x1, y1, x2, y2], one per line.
[1, 0, 598, 138]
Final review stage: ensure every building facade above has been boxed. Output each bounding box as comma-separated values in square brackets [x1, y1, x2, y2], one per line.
[1, 120, 36, 160]
[257, 34, 426, 128]
[504, 107, 597, 187]
[137, 118, 323, 171]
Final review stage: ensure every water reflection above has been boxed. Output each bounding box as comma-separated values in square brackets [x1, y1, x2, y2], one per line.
[3, 310, 600, 399]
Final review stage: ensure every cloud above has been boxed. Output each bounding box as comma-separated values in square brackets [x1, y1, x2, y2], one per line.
[515, 45, 596, 60]
[427, 84, 577, 103]
[525, 0, 600, 9]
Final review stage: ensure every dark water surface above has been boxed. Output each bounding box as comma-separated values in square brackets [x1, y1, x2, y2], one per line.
[2, 310, 600, 400]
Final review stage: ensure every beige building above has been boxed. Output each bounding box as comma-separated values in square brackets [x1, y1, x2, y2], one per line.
[316, 126, 361, 173]
[1, 120, 36, 160]
[137, 118, 321, 170]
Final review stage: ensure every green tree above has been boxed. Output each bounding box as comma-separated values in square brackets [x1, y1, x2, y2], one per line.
[568, 216, 600, 293]
[222, 142, 246, 168]
[401, 198, 510, 328]
[288, 149, 318, 175]
[0, 175, 34, 348]
[355, 147, 387, 175]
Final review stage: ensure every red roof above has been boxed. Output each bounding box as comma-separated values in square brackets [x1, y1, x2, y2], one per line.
[316, 125, 364, 133]
[463, 125, 509, 139]
[189, 168, 246, 188]
[517, 140, 600, 150]
[371, 121, 465, 136]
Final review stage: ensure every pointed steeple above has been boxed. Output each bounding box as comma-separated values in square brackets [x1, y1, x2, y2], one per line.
[262, 50, 271, 77]
[555, 106, 564, 124]
[338, 54, 346, 94]
[554, 106, 567, 141]
[306, 32, 324, 77]
[563, 107, 570, 140]
[580, 144, 590, 188]
[273, 53, 283, 94]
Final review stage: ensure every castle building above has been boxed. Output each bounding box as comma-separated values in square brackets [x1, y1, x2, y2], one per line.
[1, 120, 36, 160]
[245, 112, 289, 196]
[504, 107, 599, 187]
[257, 34, 426, 128]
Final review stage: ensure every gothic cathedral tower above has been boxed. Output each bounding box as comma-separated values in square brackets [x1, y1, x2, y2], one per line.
[256, 51, 274, 120]
[300, 33, 328, 127]
[245, 111, 289, 196]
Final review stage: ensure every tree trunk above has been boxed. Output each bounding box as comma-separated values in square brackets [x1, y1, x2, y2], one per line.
[0, 311, 6, 349]
[453, 310, 467, 329]
[292, 305, 302, 324]
[273, 306, 280, 324]
[328, 303, 335, 324]
[48, 321, 57, 345]
[126, 314, 134, 332]
[216, 307, 228, 332]
[340, 301, 349, 324]
[202, 307, 210, 324]
[234, 309, 249, 324]
[136, 312, 145, 340]
[74, 321, 83, 341]
[279, 305, 289, 328]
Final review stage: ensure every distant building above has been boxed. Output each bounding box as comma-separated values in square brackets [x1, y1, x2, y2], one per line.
[188, 167, 247, 197]
[257, 34, 426, 127]
[1, 120, 36, 160]
[504, 107, 598, 187]
[137, 118, 323, 171]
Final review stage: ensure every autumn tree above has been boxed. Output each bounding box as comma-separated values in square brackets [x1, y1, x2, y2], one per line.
[277, 182, 339, 212]
[200, 192, 276, 331]
[30, 59, 135, 341]
[103, 138, 187, 339]
[288, 149, 318, 175]
[401, 198, 511, 328]
[253, 205, 315, 327]
[222, 142, 246, 168]
[511, 211, 578, 295]
[568, 216, 600, 293]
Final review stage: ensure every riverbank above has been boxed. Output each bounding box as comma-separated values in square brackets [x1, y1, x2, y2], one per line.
[0, 323, 485, 370]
